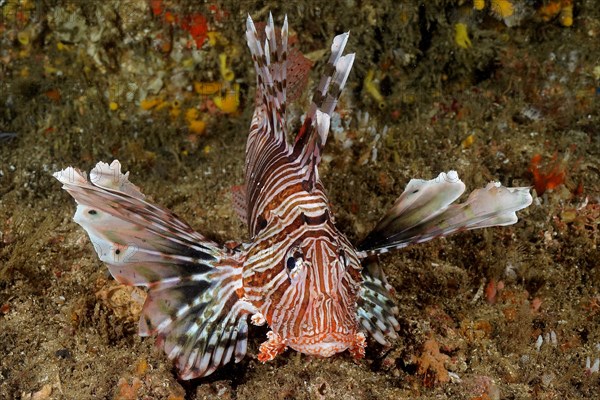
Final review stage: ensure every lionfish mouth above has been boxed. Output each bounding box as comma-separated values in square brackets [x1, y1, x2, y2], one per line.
[286, 332, 355, 357]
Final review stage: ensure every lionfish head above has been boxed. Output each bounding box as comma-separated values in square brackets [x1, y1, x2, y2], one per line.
[274, 231, 364, 357]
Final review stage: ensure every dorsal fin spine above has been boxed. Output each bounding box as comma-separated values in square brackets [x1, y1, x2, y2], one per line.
[245, 13, 288, 143]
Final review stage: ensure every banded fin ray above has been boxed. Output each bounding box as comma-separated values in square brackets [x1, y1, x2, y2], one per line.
[54, 160, 257, 379]
[356, 258, 400, 345]
[265, 12, 287, 120]
[358, 171, 533, 254]
[293, 32, 355, 190]
[244, 14, 295, 233]
[245, 13, 288, 146]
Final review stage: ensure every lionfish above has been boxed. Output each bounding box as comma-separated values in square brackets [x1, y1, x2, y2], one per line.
[54, 14, 532, 379]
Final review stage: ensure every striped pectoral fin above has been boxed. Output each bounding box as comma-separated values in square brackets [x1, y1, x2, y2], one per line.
[358, 171, 533, 255]
[54, 161, 222, 284]
[54, 161, 257, 378]
[140, 274, 256, 379]
[356, 257, 400, 345]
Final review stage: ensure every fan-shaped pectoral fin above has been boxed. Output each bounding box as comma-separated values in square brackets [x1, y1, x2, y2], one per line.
[54, 161, 259, 379]
[358, 171, 532, 255]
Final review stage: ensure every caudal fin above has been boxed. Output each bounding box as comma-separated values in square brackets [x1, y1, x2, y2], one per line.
[358, 171, 533, 254]
[54, 161, 257, 379]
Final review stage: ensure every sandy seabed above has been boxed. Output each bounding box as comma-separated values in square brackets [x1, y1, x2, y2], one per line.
[1, 1, 599, 399]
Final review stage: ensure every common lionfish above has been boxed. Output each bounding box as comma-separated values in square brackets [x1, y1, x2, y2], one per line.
[54, 14, 532, 379]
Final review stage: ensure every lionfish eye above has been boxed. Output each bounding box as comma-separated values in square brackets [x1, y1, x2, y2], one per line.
[285, 249, 303, 279]
[286, 256, 297, 271]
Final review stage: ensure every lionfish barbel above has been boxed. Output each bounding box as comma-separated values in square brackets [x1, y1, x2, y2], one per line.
[54, 14, 532, 379]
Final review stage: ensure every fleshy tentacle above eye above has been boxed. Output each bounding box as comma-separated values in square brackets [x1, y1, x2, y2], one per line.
[358, 171, 533, 255]
[54, 160, 258, 379]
